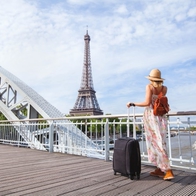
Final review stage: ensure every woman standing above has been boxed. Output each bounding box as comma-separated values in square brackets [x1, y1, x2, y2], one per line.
[127, 69, 174, 180]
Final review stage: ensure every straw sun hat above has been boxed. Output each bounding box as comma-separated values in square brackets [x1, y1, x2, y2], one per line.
[146, 69, 165, 81]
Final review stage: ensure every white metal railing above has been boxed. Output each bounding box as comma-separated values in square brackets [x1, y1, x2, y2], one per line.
[0, 111, 196, 171]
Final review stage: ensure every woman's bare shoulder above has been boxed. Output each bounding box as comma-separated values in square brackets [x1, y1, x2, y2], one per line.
[146, 84, 153, 90]
[146, 84, 153, 94]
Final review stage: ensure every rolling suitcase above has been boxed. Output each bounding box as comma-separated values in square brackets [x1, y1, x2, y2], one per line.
[113, 107, 141, 180]
[113, 137, 141, 180]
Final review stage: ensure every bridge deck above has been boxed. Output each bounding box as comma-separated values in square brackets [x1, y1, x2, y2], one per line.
[0, 145, 196, 196]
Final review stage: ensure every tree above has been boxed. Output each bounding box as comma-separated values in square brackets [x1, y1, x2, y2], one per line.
[69, 117, 134, 138]
[116, 118, 133, 136]
[0, 112, 7, 121]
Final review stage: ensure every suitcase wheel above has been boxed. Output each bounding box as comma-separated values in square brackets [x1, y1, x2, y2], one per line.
[129, 173, 140, 180]
[137, 172, 140, 180]
[130, 175, 134, 180]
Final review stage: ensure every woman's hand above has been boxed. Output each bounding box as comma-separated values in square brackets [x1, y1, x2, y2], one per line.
[126, 102, 135, 107]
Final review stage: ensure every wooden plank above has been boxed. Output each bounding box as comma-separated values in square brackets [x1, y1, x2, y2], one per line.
[0, 144, 196, 196]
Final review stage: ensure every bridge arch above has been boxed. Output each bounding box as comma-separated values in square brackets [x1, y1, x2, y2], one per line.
[0, 66, 64, 120]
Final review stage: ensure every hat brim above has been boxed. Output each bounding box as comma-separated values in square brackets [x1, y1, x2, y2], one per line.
[146, 76, 164, 81]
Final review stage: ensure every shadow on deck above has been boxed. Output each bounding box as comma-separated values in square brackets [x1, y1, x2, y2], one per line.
[0, 145, 196, 196]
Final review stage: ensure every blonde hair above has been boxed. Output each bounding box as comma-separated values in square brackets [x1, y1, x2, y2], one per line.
[150, 80, 163, 88]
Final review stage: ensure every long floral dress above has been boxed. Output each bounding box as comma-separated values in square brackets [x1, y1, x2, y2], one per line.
[143, 94, 171, 172]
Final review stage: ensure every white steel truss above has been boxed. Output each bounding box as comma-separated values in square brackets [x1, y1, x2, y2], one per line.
[0, 66, 64, 120]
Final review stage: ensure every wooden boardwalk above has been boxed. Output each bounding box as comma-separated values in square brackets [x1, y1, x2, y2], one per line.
[0, 145, 196, 196]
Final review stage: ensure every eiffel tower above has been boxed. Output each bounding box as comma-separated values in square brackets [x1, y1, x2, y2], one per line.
[70, 30, 103, 116]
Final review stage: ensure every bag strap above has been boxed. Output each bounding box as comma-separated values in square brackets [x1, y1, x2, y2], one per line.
[158, 86, 164, 97]
[158, 86, 169, 112]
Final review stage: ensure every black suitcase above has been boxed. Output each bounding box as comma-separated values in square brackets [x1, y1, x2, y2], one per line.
[113, 137, 141, 180]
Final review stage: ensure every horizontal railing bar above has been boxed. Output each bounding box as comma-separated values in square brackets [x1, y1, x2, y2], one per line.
[0, 110, 196, 123]
[169, 111, 196, 116]
[170, 165, 196, 171]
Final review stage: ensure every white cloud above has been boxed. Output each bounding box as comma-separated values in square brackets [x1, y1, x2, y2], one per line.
[187, 6, 196, 17]
[67, 0, 94, 5]
[115, 4, 128, 15]
[175, 13, 186, 22]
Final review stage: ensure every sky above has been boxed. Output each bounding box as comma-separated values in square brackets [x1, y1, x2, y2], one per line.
[0, 0, 196, 116]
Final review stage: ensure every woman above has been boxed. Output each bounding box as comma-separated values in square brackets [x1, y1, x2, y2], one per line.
[127, 68, 174, 180]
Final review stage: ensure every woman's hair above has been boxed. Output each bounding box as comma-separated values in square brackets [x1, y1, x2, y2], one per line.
[150, 80, 163, 87]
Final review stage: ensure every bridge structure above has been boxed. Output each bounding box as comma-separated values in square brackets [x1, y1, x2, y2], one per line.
[0, 66, 100, 156]
[0, 66, 64, 120]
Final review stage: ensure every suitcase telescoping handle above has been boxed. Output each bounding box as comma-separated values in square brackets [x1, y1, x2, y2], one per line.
[127, 107, 130, 137]
[127, 107, 136, 139]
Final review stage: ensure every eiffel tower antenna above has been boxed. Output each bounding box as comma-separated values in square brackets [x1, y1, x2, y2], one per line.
[70, 30, 103, 116]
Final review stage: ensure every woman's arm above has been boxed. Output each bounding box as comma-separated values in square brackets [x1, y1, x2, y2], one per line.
[127, 84, 152, 107]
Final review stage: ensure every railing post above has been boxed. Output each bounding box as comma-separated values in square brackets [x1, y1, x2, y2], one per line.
[105, 118, 109, 161]
[18, 123, 21, 147]
[85, 120, 87, 150]
[119, 119, 122, 138]
[167, 120, 172, 164]
[49, 121, 54, 153]
[113, 120, 116, 143]
[187, 117, 194, 165]
[176, 118, 182, 163]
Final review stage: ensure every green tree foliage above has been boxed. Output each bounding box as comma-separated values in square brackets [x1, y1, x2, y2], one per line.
[190, 126, 196, 131]
[0, 112, 7, 120]
[70, 117, 133, 137]
[21, 108, 27, 116]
